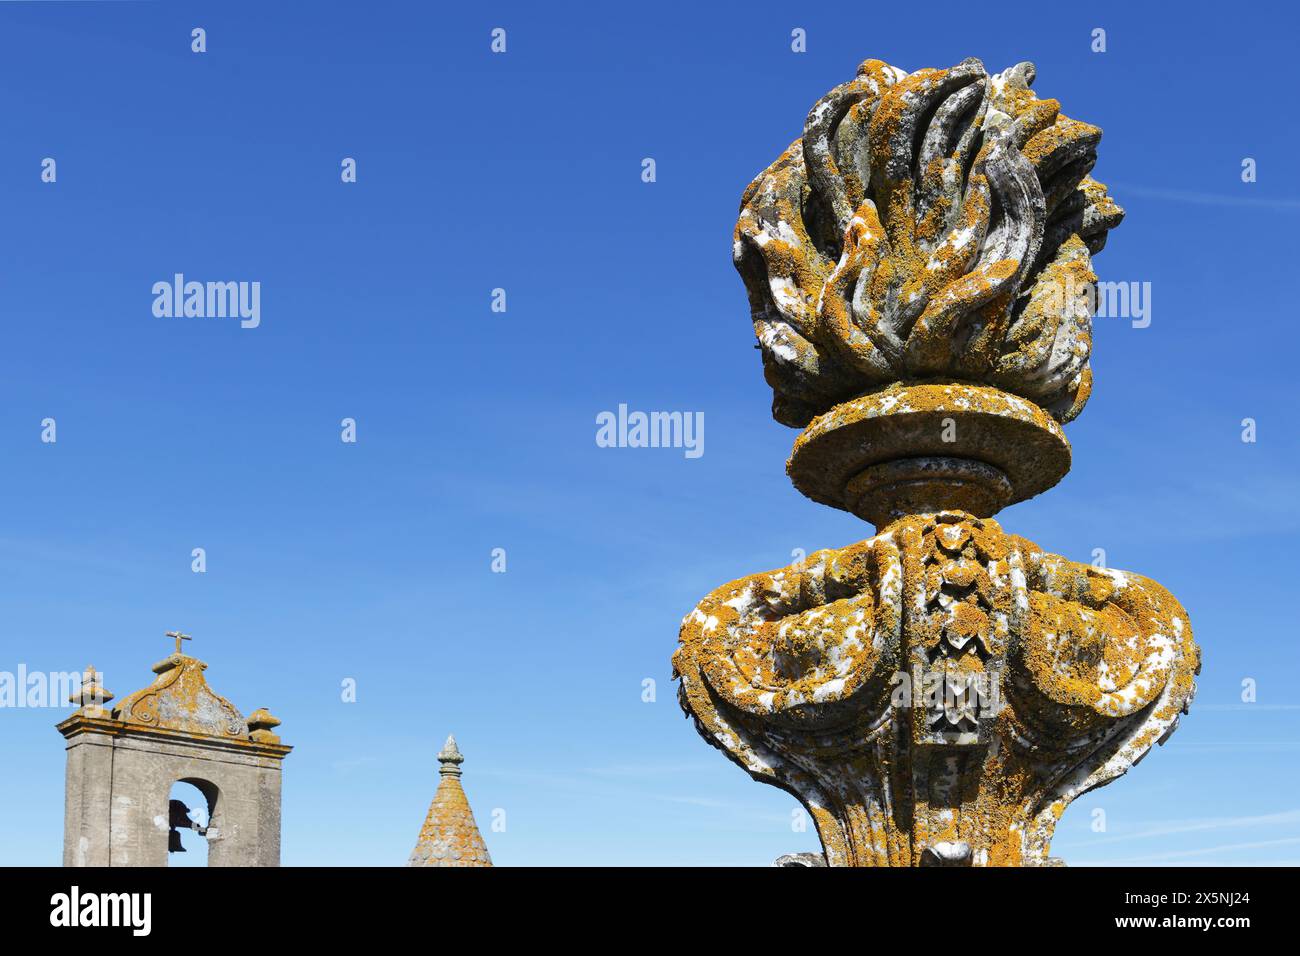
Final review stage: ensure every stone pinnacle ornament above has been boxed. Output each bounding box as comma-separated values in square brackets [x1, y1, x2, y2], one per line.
[672, 57, 1198, 867]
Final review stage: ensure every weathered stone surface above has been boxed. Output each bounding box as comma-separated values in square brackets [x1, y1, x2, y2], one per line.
[734, 58, 1121, 429]
[57, 647, 290, 867]
[407, 735, 493, 867]
[67, 664, 113, 718]
[676, 56, 1197, 866]
[674, 512, 1198, 866]
[114, 653, 248, 739]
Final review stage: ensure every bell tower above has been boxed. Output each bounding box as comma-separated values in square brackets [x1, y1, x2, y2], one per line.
[56, 633, 291, 867]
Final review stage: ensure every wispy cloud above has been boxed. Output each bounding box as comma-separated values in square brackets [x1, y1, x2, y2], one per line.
[330, 755, 383, 775]
[1112, 182, 1300, 210]
[1170, 741, 1300, 752]
[476, 766, 792, 826]
[1080, 836, 1300, 865]
[1057, 808, 1300, 849]
[653, 794, 737, 809]
[1194, 705, 1300, 711]
[650, 793, 791, 826]
[580, 763, 718, 779]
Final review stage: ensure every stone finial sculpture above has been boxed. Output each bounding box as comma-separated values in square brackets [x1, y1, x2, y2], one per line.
[68, 665, 113, 718]
[673, 58, 1199, 867]
[246, 707, 284, 744]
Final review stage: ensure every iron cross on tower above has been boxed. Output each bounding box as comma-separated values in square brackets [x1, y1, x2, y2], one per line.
[165, 631, 192, 654]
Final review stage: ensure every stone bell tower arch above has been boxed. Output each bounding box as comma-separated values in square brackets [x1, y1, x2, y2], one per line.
[56, 633, 291, 867]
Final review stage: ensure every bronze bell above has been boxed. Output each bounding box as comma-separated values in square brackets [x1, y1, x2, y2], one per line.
[167, 798, 192, 853]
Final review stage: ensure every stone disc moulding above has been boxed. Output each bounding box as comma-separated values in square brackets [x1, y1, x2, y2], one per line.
[787, 382, 1071, 526]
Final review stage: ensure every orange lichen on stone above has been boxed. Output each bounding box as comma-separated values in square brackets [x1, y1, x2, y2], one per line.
[674, 512, 1198, 866]
[733, 56, 1124, 430]
[679, 53, 1194, 869]
[109, 652, 266, 745]
[407, 735, 493, 868]
[57, 650, 292, 763]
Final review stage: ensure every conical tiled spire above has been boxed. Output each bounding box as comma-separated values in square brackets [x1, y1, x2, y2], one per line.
[407, 734, 492, 867]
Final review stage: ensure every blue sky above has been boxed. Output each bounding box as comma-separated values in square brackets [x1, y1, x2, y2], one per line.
[1, 0, 1297, 866]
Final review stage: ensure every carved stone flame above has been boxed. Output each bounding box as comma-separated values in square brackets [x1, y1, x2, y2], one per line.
[736, 57, 1123, 430]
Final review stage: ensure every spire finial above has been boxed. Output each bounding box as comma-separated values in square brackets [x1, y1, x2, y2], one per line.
[437, 734, 464, 775]
[247, 707, 283, 744]
[70, 665, 114, 716]
[408, 733, 492, 866]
